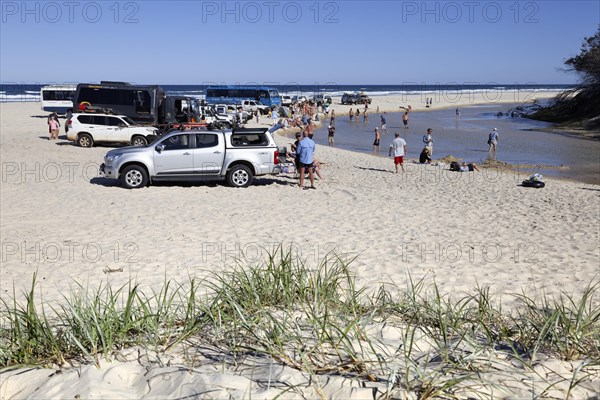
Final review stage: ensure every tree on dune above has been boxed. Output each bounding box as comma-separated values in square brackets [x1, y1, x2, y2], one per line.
[565, 26, 600, 86]
[529, 26, 600, 132]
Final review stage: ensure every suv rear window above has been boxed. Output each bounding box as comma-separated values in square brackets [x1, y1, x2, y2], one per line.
[76, 115, 93, 124]
[231, 133, 269, 147]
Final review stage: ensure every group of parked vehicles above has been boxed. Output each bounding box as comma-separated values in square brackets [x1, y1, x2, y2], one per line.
[44, 82, 271, 148]
[41, 82, 284, 188]
[40, 82, 367, 189]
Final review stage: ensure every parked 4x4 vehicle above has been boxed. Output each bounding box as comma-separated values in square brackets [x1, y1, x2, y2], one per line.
[340, 93, 356, 105]
[341, 92, 372, 105]
[358, 93, 372, 104]
[100, 128, 281, 189]
[281, 95, 292, 106]
[198, 104, 235, 127]
[66, 113, 158, 147]
[239, 100, 270, 115]
[292, 95, 307, 104]
[213, 104, 252, 124]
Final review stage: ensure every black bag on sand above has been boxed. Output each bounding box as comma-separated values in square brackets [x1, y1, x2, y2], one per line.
[522, 173, 545, 188]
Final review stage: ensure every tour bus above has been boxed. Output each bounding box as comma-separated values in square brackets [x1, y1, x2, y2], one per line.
[205, 86, 281, 108]
[40, 84, 77, 114]
[72, 82, 164, 124]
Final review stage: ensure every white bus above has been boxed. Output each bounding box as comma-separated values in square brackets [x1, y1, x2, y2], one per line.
[40, 84, 76, 114]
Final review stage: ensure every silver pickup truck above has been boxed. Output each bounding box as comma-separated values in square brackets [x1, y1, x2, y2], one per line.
[99, 128, 280, 188]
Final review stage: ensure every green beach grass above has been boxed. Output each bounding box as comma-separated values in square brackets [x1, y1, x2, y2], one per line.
[1, 246, 599, 398]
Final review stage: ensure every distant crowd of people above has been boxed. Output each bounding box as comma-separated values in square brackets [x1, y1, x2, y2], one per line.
[281, 99, 500, 177]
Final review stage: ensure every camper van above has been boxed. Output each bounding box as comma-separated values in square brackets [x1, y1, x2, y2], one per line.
[72, 82, 164, 124]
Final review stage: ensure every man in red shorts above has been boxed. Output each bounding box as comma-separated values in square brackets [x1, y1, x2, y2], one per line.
[389, 132, 408, 173]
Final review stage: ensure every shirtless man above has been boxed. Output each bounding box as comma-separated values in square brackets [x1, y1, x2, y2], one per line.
[373, 127, 381, 153]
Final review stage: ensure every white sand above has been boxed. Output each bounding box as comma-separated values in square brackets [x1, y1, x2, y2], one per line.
[1, 100, 598, 398]
[328, 89, 562, 114]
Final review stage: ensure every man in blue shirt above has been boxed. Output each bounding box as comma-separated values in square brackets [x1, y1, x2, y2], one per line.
[488, 128, 499, 159]
[296, 131, 316, 189]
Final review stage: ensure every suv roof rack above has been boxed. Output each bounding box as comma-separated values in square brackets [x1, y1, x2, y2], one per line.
[78, 107, 116, 115]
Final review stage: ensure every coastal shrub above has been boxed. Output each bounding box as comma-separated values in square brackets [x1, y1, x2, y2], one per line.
[0, 247, 599, 398]
[0, 274, 65, 366]
[510, 282, 600, 361]
[196, 246, 380, 377]
[0, 275, 203, 366]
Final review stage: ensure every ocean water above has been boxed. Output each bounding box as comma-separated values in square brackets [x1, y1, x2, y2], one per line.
[310, 104, 600, 184]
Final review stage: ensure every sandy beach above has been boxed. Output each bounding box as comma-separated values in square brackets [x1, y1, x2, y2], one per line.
[1, 98, 599, 398]
[326, 89, 563, 114]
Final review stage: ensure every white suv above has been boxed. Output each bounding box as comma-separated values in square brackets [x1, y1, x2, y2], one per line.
[239, 100, 269, 114]
[66, 113, 158, 148]
[281, 95, 292, 106]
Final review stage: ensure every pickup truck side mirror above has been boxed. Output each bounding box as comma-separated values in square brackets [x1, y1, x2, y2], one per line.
[155, 144, 165, 153]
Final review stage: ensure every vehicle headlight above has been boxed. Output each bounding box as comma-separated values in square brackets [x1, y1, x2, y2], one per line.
[105, 154, 121, 165]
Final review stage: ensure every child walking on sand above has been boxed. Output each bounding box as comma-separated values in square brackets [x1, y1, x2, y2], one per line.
[49, 117, 60, 140]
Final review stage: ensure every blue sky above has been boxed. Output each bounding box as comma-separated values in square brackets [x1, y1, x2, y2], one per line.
[1, 0, 598, 85]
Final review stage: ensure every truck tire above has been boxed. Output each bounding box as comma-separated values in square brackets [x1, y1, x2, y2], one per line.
[77, 133, 94, 147]
[227, 164, 253, 188]
[131, 136, 148, 146]
[120, 165, 148, 189]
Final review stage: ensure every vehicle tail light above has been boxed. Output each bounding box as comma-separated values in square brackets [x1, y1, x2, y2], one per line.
[274, 150, 279, 165]
[67, 119, 72, 126]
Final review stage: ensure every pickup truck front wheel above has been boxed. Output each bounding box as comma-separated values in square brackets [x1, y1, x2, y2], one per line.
[227, 165, 253, 188]
[120, 165, 148, 189]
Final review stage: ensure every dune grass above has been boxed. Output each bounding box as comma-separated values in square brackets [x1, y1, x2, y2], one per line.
[1, 246, 599, 397]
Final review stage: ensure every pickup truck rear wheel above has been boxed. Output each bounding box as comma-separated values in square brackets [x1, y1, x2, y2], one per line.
[227, 165, 253, 188]
[120, 165, 148, 189]
[77, 133, 94, 147]
[131, 136, 148, 146]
